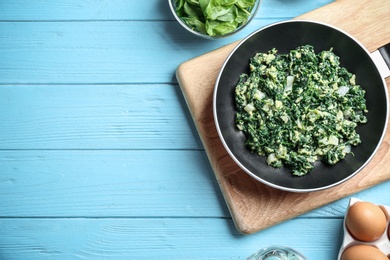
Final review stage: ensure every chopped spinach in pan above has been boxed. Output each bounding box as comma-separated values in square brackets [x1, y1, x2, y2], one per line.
[235, 45, 368, 176]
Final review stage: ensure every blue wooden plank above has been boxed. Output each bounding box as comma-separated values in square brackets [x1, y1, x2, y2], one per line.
[0, 218, 342, 259]
[0, 20, 285, 84]
[1, 0, 374, 259]
[304, 183, 390, 217]
[0, 84, 202, 149]
[0, 150, 227, 217]
[0, 1, 334, 84]
[1, 149, 389, 218]
[0, 0, 334, 21]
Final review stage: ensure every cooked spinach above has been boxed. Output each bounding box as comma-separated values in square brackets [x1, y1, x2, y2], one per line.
[174, 0, 256, 36]
[235, 45, 368, 176]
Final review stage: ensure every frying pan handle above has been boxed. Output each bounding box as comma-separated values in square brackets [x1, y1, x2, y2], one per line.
[371, 42, 390, 79]
[379, 43, 390, 69]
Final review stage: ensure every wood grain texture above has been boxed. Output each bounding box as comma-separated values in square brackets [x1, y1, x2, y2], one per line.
[0, 218, 343, 260]
[0, 84, 201, 149]
[177, 0, 390, 234]
[298, 0, 390, 52]
[0, 150, 224, 217]
[0, 0, 338, 85]
[0, 0, 333, 21]
[0, 149, 389, 218]
[7, 0, 390, 258]
[1, 149, 389, 218]
[0, 20, 284, 84]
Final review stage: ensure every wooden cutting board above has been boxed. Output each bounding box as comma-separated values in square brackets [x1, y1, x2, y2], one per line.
[176, 0, 390, 234]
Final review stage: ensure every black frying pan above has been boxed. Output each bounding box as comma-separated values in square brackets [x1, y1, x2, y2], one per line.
[213, 20, 389, 192]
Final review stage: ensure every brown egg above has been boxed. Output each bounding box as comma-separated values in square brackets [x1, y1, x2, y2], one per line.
[341, 245, 388, 260]
[345, 201, 387, 242]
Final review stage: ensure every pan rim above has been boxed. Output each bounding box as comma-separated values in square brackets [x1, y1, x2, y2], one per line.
[213, 19, 389, 192]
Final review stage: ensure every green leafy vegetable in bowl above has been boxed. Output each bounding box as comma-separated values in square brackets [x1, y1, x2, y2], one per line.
[235, 45, 368, 176]
[174, 0, 257, 37]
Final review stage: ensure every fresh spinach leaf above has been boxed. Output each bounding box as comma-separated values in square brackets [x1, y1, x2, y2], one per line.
[182, 17, 207, 34]
[237, 0, 256, 9]
[199, 0, 210, 12]
[204, 2, 232, 20]
[183, 1, 202, 18]
[206, 19, 238, 36]
[174, 0, 256, 36]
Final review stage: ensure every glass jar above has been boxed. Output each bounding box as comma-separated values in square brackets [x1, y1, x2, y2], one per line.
[247, 246, 307, 260]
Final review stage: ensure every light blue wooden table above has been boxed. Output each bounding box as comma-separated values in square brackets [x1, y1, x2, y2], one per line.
[1, 1, 390, 259]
